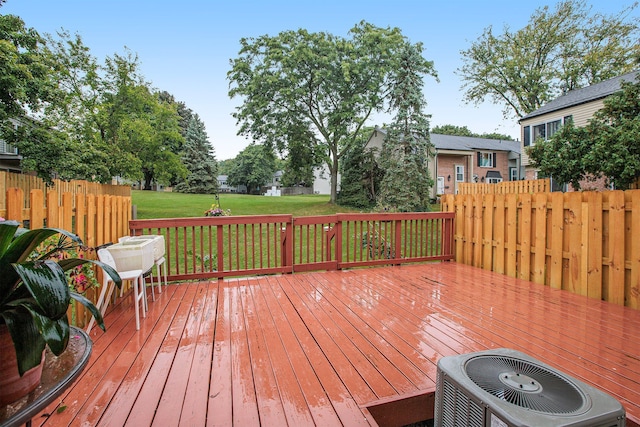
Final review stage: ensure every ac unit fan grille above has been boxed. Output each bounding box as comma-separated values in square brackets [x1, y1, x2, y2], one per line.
[464, 355, 587, 414]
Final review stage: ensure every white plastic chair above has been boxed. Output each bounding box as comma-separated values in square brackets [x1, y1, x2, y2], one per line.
[118, 235, 163, 301]
[87, 248, 147, 332]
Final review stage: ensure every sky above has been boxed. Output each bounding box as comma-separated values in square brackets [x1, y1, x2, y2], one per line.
[2, 0, 637, 160]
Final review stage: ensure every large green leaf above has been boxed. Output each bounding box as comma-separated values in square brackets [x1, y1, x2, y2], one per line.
[71, 291, 105, 331]
[0, 221, 20, 256]
[12, 260, 70, 319]
[30, 309, 69, 356]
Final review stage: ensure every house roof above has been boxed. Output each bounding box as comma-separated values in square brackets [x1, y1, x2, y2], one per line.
[431, 133, 520, 154]
[520, 70, 640, 121]
[372, 127, 520, 154]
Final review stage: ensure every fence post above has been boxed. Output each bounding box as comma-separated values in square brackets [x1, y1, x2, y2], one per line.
[6, 187, 24, 223]
[30, 190, 45, 229]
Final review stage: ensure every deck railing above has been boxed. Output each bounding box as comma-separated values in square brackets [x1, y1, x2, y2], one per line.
[129, 212, 455, 281]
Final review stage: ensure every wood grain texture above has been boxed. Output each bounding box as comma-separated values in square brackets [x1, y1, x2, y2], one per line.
[34, 263, 640, 427]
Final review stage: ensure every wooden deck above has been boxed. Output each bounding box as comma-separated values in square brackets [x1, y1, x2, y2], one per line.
[33, 262, 640, 426]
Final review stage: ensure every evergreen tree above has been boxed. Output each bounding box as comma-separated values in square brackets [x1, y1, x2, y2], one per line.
[337, 132, 383, 209]
[377, 43, 435, 212]
[174, 115, 218, 194]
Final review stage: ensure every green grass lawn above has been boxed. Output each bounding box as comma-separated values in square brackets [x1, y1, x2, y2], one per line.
[132, 190, 362, 219]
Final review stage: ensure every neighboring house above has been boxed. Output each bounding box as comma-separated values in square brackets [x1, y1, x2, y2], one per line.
[0, 118, 24, 173]
[366, 128, 521, 197]
[217, 175, 247, 193]
[0, 139, 21, 173]
[268, 170, 284, 189]
[217, 170, 285, 194]
[519, 70, 640, 183]
[312, 167, 339, 195]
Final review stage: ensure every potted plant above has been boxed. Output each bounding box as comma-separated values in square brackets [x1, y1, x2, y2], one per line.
[0, 220, 121, 406]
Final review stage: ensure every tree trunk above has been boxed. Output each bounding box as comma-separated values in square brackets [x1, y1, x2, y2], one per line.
[144, 171, 153, 190]
[329, 157, 338, 204]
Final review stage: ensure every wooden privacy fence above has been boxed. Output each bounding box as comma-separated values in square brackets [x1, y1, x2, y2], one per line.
[0, 171, 130, 211]
[2, 188, 131, 247]
[2, 185, 132, 327]
[129, 212, 455, 281]
[441, 190, 640, 309]
[457, 178, 550, 195]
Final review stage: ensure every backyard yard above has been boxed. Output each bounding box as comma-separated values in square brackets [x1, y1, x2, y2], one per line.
[132, 191, 363, 219]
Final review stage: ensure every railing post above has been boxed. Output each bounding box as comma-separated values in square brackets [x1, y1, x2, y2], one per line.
[394, 220, 402, 265]
[334, 219, 342, 270]
[443, 216, 453, 259]
[281, 217, 293, 273]
[324, 225, 334, 262]
[217, 225, 224, 279]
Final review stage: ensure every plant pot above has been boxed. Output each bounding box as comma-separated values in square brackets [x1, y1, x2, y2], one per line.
[0, 325, 45, 406]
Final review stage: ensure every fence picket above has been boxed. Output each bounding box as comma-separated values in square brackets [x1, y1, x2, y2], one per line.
[494, 195, 505, 274]
[549, 192, 564, 289]
[607, 191, 625, 305]
[505, 193, 517, 278]
[565, 192, 583, 295]
[532, 193, 547, 284]
[584, 192, 603, 300]
[482, 194, 494, 270]
[519, 193, 532, 281]
[630, 191, 640, 309]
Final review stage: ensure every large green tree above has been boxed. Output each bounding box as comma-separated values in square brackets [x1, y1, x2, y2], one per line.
[96, 52, 186, 188]
[3, 25, 188, 185]
[431, 124, 514, 141]
[0, 14, 62, 179]
[528, 75, 640, 190]
[377, 43, 435, 212]
[228, 21, 432, 203]
[227, 143, 276, 194]
[280, 124, 319, 188]
[175, 114, 218, 194]
[459, 0, 639, 119]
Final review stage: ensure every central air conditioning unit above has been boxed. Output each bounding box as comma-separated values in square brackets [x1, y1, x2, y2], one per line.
[434, 348, 625, 427]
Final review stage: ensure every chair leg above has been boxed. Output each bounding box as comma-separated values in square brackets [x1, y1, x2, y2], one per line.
[142, 276, 149, 312]
[156, 262, 162, 294]
[139, 276, 147, 318]
[162, 259, 167, 289]
[149, 273, 156, 302]
[133, 277, 141, 330]
[87, 278, 113, 333]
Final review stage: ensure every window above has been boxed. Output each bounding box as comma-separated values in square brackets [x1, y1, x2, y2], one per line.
[478, 152, 496, 168]
[455, 165, 464, 182]
[523, 126, 531, 147]
[532, 123, 546, 141]
[546, 120, 561, 138]
[526, 117, 570, 147]
[485, 170, 503, 184]
[510, 167, 518, 181]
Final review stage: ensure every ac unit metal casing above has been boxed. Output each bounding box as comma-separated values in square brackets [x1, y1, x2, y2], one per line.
[434, 348, 625, 427]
